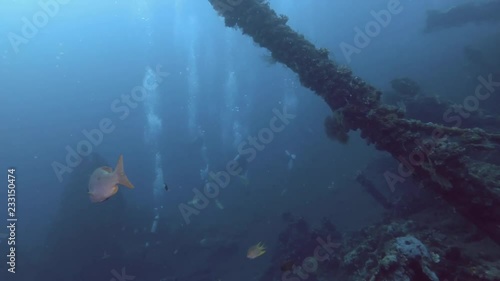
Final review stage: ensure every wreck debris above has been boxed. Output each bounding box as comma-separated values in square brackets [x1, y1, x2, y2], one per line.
[425, 1, 500, 33]
[208, 0, 500, 244]
[356, 172, 393, 210]
[390, 77, 421, 99]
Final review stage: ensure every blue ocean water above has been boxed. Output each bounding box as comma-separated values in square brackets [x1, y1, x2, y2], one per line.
[1, 0, 499, 280]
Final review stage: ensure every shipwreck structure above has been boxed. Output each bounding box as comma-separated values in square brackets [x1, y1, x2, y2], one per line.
[208, 0, 500, 245]
[425, 1, 500, 32]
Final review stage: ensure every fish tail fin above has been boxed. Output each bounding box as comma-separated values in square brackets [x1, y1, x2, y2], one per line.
[115, 155, 134, 189]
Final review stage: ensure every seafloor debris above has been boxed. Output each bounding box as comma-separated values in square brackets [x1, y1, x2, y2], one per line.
[259, 204, 500, 281]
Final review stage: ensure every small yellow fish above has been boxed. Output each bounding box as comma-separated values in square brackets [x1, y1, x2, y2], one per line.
[247, 242, 266, 259]
[88, 155, 134, 203]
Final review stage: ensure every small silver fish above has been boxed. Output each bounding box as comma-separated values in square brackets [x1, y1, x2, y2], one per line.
[88, 155, 134, 203]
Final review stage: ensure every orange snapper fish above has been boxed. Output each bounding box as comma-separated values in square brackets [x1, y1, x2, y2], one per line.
[88, 155, 134, 203]
[247, 242, 266, 259]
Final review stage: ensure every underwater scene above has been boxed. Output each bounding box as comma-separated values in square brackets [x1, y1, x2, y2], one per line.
[2, 0, 500, 280]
